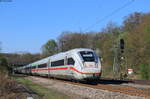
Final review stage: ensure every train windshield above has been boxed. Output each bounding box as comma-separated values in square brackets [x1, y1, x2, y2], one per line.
[80, 51, 95, 62]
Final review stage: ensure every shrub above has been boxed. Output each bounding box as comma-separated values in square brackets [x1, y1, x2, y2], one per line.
[140, 64, 150, 80]
[0, 57, 8, 73]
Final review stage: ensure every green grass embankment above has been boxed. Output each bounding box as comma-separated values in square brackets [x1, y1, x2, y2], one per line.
[14, 76, 69, 99]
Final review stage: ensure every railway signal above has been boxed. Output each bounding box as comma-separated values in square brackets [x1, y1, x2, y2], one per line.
[113, 38, 127, 79]
[120, 39, 125, 53]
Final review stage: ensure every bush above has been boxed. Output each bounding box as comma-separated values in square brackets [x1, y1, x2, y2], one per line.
[140, 64, 150, 80]
[0, 57, 7, 66]
[0, 57, 8, 73]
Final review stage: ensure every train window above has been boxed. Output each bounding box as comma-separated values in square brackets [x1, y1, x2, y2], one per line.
[51, 59, 64, 67]
[25, 67, 30, 70]
[31, 66, 36, 69]
[80, 51, 95, 62]
[38, 63, 47, 68]
[26, 67, 30, 70]
[33, 66, 36, 69]
[67, 58, 75, 65]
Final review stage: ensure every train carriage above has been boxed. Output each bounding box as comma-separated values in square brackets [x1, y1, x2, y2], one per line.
[15, 48, 102, 81]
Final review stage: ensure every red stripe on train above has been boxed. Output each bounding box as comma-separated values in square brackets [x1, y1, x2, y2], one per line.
[32, 66, 100, 74]
[70, 67, 100, 74]
[32, 67, 68, 71]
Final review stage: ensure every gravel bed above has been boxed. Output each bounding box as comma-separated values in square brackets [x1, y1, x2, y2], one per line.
[122, 83, 150, 90]
[28, 76, 149, 99]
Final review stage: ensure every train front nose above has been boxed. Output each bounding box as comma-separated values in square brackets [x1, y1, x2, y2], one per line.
[78, 50, 101, 80]
[81, 62, 101, 80]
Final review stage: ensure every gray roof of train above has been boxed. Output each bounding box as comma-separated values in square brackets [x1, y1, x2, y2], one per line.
[24, 48, 93, 66]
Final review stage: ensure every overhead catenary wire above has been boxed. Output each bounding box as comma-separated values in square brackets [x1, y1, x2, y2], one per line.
[83, 0, 135, 32]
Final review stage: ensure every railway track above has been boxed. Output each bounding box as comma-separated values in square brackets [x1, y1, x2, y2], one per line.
[82, 83, 150, 98]
[45, 77, 150, 98]
[57, 80, 150, 98]
[16, 74, 150, 98]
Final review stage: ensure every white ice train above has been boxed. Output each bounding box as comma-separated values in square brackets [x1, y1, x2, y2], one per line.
[15, 48, 102, 81]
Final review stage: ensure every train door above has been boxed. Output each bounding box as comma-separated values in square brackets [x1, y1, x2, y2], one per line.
[66, 54, 74, 79]
[29, 66, 32, 75]
[47, 59, 51, 77]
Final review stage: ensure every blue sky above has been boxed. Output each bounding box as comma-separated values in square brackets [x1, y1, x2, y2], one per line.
[0, 0, 149, 53]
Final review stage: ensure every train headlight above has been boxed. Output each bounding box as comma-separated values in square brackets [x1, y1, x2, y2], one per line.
[84, 62, 97, 68]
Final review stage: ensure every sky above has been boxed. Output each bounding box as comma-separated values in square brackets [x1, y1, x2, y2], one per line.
[0, 0, 150, 53]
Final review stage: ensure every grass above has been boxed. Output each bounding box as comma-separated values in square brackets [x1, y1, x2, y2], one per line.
[14, 76, 70, 99]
